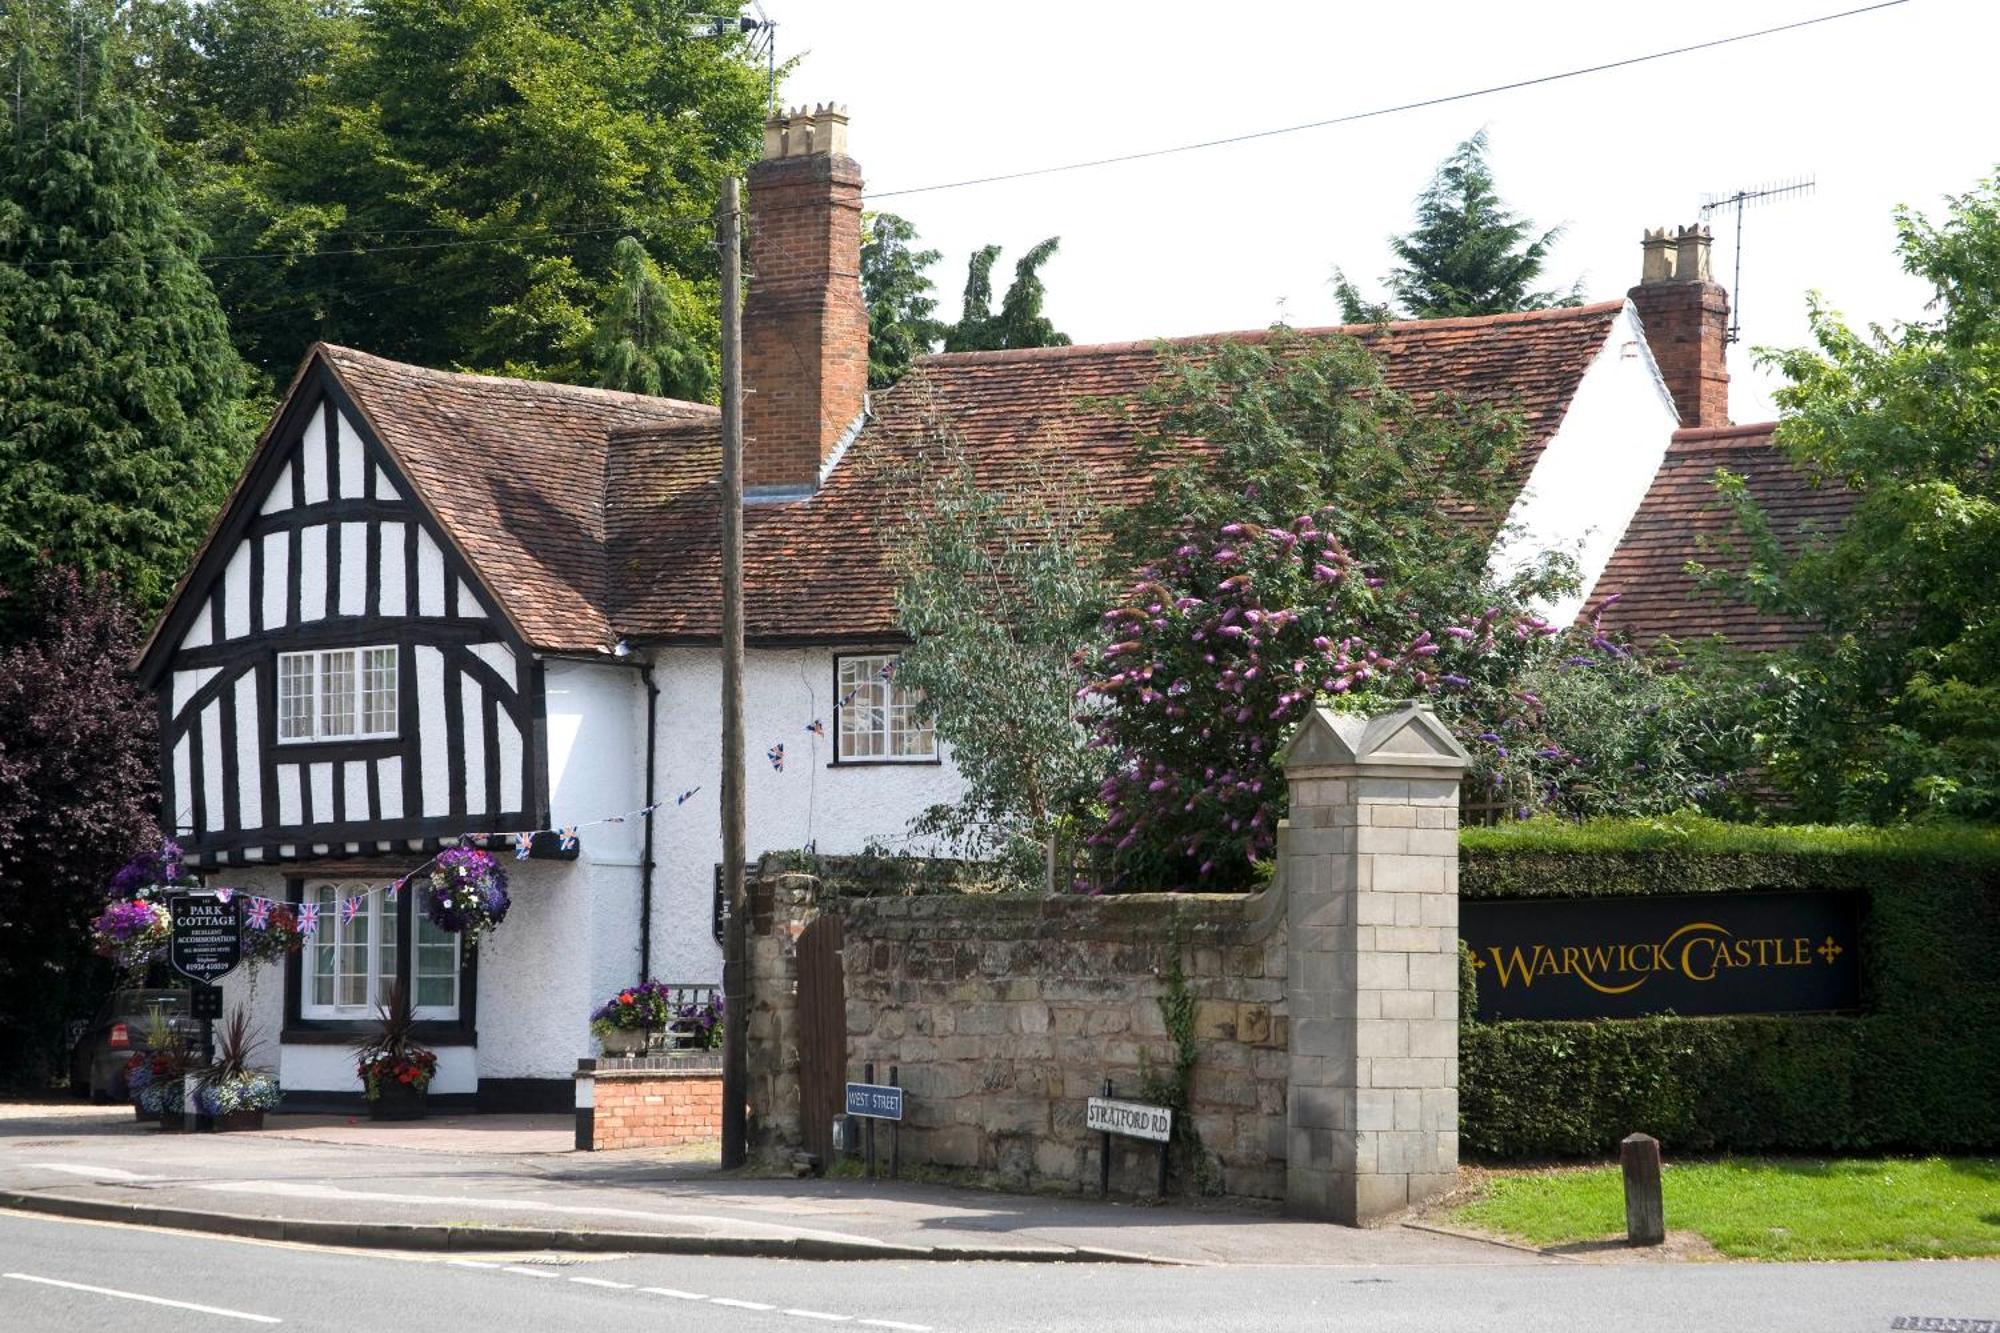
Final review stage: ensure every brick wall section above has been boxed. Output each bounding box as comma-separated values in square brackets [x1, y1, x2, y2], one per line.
[743, 151, 867, 493]
[577, 1056, 722, 1151]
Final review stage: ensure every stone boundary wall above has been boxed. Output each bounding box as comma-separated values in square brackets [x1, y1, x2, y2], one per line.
[574, 1054, 722, 1151]
[748, 861, 1289, 1199]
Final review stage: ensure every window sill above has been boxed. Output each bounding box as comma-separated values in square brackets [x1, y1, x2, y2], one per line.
[827, 757, 943, 768]
[282, 1022, 474, 1046]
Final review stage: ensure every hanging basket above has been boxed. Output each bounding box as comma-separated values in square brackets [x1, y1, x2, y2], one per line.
[422, 848, 511, 946]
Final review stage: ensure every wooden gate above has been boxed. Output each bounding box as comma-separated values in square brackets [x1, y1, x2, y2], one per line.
[794, 912, 846, 1165]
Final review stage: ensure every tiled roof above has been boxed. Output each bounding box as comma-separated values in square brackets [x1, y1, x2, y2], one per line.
[1584, 423, 1854, 650]
[609, 302, 1625, 642]
[320, 345, 714, 652]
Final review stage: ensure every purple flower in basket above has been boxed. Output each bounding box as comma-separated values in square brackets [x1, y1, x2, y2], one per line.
[423, 847, 510, 939]
[107, 839, 187, 899]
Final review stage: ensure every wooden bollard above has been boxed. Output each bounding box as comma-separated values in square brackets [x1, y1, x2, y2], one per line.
[1620, 1132, 1665, 1246]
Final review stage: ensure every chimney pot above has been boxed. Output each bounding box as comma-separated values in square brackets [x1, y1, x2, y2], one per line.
[1674, 224, 1712, 284]
[1639, 227, 1678, 285]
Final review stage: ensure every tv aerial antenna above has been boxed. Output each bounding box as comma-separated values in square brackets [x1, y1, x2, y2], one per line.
[1699, 177, 1815, 344]
[693, 4, 780, 114]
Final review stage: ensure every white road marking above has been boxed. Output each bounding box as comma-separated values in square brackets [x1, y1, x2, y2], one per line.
[859, 1321, 932, 1332]
[4, 1272, 281, 1324]
[711, 1297, 778, 1311]
[26, 1162, 166, 1183]
[783, 1310, 854, 1323]
[447, 1259, 503, 1269]
[640, 1287, 710, 1301]
[502, 1265, 562, 1279]
[568, 1276, 633, 1289]
[201, 1180, 891, 1250]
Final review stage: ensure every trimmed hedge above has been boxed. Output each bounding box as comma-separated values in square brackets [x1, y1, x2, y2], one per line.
[1458, 818, 2000, 1158]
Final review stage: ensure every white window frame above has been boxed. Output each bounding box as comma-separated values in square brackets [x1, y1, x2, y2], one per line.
[833, 653, 936, 763]
[299, 881, 459, 1022]
[278, 646, 398, 744]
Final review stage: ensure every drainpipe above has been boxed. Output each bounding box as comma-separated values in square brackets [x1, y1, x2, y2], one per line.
[639, 659, 659, 982]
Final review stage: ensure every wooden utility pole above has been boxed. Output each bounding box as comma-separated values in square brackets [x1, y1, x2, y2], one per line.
[718, 176, 749, 1169]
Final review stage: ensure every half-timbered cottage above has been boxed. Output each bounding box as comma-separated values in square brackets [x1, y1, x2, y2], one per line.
[141, 105, 1814, 1109]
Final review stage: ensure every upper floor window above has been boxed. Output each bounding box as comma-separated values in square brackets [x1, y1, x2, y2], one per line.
[279, 646, 398, 743]
[834, 653, 935, 762]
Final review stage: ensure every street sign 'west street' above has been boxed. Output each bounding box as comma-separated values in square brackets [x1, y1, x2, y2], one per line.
[1086, 1096, 1172, 1143]
[168, 894, 242, 985]
[844, 1082, 904, 1121]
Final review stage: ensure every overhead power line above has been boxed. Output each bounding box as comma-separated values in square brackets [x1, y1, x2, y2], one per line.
[863, 0, 1910, 201]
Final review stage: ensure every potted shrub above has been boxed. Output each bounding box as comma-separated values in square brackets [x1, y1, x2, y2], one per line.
[423, 847, 511, 949]
[589, 980, 673, 1056]
[195, 1010, 282, 1131]
[141, 1075, 188, 1131]
[127, 1004, 189, 1125]
[353, 982, 436, 1120]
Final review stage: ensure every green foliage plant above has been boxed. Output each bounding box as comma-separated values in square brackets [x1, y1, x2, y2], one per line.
[1334, 130, 1583, 322]
[882, 398, 1113, 892]
[1699, 170, 2000, 822]
[589, 235, 718, 401]
[943, 237, 1071, 353]
[862, 211, 945, 388]
[0, 1, 252, 621]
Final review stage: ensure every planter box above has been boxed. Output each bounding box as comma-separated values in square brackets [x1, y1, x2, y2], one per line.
[598, 1028, 649, 1057]
[157, 1109, 188, 1133]
[215, 1109, 266, 1133]
[367, 1082, 428, 1121]
[133, 1105, 159, 1124]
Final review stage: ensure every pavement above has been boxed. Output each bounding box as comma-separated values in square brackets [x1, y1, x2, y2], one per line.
[0, 1101, 1541, 1268]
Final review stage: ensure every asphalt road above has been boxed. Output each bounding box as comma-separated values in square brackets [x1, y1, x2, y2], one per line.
[1, 1210, 1994, 1333]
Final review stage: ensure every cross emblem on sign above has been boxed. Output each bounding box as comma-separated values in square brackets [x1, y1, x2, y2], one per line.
[1470, 955, 1488, 971]
[1817, 936, 1843, 964]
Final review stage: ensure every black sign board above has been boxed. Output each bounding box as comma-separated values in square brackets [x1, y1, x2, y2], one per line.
[190, 983, 224, 1021]
[168, 894, 242, 985]
[1461, 891, 1861, 1022]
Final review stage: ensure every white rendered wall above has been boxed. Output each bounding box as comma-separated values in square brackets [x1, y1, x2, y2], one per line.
[477, 658, 648, 1078]
[1488, 301, 1682, 626]
[646, 645, 969, 984]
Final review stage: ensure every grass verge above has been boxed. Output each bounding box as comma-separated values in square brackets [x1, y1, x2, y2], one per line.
[1447, 1156, 2000, 1261]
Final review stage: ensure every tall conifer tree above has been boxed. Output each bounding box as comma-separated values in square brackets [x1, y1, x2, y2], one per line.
[0, 0, 251, 624]
[1335, 131, 1582, 322]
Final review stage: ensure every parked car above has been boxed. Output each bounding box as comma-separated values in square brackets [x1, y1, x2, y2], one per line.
[68, 989, 197, 1102]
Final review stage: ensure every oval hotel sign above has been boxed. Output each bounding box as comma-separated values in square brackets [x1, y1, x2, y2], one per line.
[1460, 891, 1861, 1022]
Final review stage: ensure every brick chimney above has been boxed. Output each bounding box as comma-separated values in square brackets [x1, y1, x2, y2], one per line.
[742, 104, 867, 498]
[1627, 224, 1731, 428]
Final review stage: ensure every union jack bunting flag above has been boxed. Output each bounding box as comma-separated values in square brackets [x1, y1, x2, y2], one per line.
[559, 826, 579, 853]
[341, 896, 363, 925]
[877, 661, 895, 681]
[837, 688, 858, 708]
[386, 877, 402, 902]
[675, 787, 700, 805]
[245, 897, 272, 930]
[297, 903, 320, 938]
[767, 743, 785, 771]
[514, 832, 534, 861]
[806, 718, 825, 738]
[214, 887, 235, 904]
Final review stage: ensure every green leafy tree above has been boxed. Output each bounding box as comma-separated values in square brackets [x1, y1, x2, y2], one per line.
[861, 211, 944, 388]
[588, 235, 717, 400]
[0, 1, 252, 623]
[1335, 130, 1581, 321]
[883, 402, 1110, 892]
[943, 237, 1071, 352]
[1703, 172, 2000, 821]
[142, 0, 768, 384]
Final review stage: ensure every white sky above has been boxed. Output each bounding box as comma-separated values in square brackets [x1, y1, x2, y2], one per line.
[778, 0, 1993, 423]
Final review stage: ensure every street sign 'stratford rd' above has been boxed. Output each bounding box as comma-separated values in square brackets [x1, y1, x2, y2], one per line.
[1086, 1096, 1172, 1143]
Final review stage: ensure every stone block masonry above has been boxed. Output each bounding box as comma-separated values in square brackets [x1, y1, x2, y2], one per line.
[574, 1054, 723, 1152]
[1281, 704, 1468, 1224]
[743, 703, 1466, 1223]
